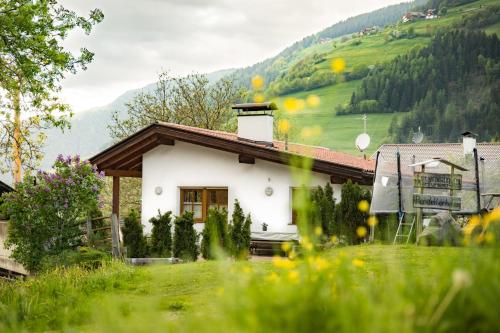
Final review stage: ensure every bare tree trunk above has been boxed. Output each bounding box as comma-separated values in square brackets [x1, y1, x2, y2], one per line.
[12, 89, 22, 184]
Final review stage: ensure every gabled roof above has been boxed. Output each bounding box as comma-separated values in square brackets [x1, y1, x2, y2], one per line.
[0, 180, 13, 194]
[89, 122, 375, 185]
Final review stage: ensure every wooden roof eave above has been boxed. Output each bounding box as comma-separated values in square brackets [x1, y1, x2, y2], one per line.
[89, 123, 373, 184]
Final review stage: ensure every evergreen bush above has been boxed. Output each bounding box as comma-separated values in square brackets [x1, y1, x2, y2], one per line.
[311, 183, 336, 238]
[122, 210, 148, 258]
[173, 212, 199, 261]
[201, 208, 229, 260]
[229, 200, 252, 259]
[149, 210, 172, 257]
[334, 180, 371, 244]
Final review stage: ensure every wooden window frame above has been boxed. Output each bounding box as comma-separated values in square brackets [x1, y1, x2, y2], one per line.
[180, 187, 228, 223]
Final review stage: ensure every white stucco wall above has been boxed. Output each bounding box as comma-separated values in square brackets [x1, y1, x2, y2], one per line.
[141, 141, 341, 235]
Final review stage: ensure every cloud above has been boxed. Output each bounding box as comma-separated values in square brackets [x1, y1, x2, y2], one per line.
[58, 0, 404, 111]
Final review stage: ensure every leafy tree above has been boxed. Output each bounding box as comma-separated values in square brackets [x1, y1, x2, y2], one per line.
[109, 72, 244, 141]
[1, 155, 105, 272]
[173, 212, 199, 261]
[201, 208, 229, 260]
[0, 1, 103, 182]
[122, 210, 148, 258]
[149, 210, 173, 257]
[229, 200, 252, 259]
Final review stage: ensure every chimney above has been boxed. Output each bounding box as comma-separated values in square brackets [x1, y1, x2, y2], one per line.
[232, 102, 277, 146]
[461, 131, 477, 156]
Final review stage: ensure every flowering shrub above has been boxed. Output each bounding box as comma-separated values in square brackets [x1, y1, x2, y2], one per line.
[2, 155, 105, 272]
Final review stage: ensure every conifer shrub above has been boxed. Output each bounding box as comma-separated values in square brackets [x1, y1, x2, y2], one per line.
[149, 210, 172, 257]
[310, 183, 336, 238]
[201, 208, 229, 260]
[122, 210, 148, 258]
[173, 212, 199, 261]
[229, 200, 252, 260]
[334, 180, 371, 244]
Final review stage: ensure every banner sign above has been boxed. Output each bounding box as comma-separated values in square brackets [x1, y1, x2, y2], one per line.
[413, 172, 462, 190]
[413, 194, 462, 210]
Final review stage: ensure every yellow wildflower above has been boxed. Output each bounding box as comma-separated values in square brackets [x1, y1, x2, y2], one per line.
[331, 58, 346, 73]
[367, 216, 378, 227]
[358, 200, 369, 213]
[330, 235, 339, 244]
[272, 256, 296, 270]
[489, 207, 500, 221]
[281, 241, 292, 253]
[266, 271, 279, 283]
[314, 226, 323, 236]
[251, 75, 264, 90]
[288, 250, 297, 260]
[312, 257, 329, 271]
[306, 94, 320, 107]
[277, 119, 291, 134]
[287, 270, 300, 283]
[356, 226, 367, 238]
[484, 231, 495, 244]
[242, 266, 252, 274]
[352, 258, 365, 268]
[283, 97, 304, 113]
[253, 93, 265, 103]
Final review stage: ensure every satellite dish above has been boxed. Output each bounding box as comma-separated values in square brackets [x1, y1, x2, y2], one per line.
[412, 126, 424, 144]
[355, 133, 371, 151]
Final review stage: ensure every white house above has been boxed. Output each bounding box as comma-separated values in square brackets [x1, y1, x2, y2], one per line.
[90, 103, 374, 236]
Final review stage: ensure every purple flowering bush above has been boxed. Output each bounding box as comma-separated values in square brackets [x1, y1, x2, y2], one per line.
[2, 155, 105, 272]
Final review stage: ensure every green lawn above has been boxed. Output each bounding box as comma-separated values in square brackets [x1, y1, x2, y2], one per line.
[273, 84, 403, 156]
[1, 244, 499, 332]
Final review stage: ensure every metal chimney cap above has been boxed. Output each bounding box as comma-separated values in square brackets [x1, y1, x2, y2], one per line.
[461, 131, 478, 137]
[232, 102, 278, 111]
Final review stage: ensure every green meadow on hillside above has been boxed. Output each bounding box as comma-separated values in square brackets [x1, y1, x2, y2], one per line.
[270, 0, 499, 155]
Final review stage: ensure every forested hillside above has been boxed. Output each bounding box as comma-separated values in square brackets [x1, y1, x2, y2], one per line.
[337, 28, 500, 141]
[231, 1, 425, 90]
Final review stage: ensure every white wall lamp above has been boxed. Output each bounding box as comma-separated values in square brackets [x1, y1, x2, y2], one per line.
[154, 186, 163, 195]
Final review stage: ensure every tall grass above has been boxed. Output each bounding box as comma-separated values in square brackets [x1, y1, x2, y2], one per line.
[0, 261, 143, 332]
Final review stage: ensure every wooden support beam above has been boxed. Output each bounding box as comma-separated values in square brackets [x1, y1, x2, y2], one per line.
[156, 135, 175, 146]
[330, 175, 347, 184]
[239, 154, 255, 164]
[105, 169, 142, 178]
[112, 176, 120, 220]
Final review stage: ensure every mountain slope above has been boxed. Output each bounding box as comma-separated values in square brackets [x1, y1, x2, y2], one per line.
[8, 0, 498, 185]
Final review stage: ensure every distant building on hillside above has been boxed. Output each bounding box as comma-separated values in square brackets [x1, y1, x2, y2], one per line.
[318, 37, 332, 44]
[359, 26, 379, 36]
[402, 11, 426, 23]
[426, 9, 438, 19]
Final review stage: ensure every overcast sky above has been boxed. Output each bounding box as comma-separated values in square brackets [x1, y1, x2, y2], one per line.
[59, 0, 404, 112]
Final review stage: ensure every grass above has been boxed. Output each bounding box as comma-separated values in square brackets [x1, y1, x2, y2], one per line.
[273, 84, 403, 156]
[2, 244, 499, 332]
[267, 0, 499, 155]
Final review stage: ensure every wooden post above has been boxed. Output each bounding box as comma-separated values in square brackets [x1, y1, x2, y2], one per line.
[416, 165, 425, 238]
[111, 213, 121, 258]
[449, 166, 455, 215]
[112, 176, 120, 220]
[86, 215, 93, 246]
